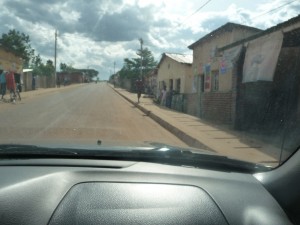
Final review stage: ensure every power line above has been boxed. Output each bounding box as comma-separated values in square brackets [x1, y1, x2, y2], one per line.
[253, 0, 298, 19]
[151, 0, 213, 48]
[178, 0, 213, 27]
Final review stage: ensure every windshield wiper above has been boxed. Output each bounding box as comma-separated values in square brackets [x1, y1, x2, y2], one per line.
[0, 144, 270, 173]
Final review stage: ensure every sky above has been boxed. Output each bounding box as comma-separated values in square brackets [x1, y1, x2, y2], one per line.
[0, 0, 299, 80]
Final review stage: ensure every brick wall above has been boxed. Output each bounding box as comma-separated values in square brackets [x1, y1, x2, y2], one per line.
[184, 93, 198, 116]
[236, 47, 300, 131]
[202, 92, 233, 123]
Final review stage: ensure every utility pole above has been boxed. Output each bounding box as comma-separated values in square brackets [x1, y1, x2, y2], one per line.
[54, 30, 57, 87]
[114, 61, 116, 75]
[139, 38, 143, 80]
[113, 62, 116, 87]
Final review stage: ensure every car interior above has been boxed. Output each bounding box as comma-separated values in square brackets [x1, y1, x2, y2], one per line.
[0, 147, 299, 225]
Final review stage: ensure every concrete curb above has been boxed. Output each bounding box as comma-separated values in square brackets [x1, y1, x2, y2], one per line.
[110, 85, 214, 151]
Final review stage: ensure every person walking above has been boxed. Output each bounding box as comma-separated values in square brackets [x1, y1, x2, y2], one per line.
[6, 71, 16, 103]
[32, 76, 36, 90]
[0, 68, 6, 100]
[136, 79, 143, 103]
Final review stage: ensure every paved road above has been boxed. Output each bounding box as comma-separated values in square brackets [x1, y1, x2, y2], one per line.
[0, 83, 187, 147]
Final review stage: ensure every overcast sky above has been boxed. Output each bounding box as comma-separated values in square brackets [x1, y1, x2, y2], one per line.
[0, 0, 299, 79]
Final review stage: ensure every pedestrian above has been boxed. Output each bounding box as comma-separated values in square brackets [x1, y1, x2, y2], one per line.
[0, 68, 6, 100]
[161, 85, 167, 106]
[136, 79, 143, 103]
[6, 71, 16, 103]
[166, 87, 173, 108]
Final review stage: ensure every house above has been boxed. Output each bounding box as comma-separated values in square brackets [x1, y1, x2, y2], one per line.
[0, 46, 23, 89]
[217, 15, 300, 133]
[0, 46, 23, 74]
[156, 53, 193, 111]
[188, 22, 262, 122]
[57, 71, 84, 85]
[157, 53, 193, 95]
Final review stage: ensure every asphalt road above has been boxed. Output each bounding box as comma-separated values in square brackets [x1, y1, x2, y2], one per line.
[0, 83, 187, 148]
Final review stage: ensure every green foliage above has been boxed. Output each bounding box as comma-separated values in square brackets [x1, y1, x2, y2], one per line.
[137, 47, 157, 73]
[60, 62, 98, 78]
[42, 60, 55, 77]
[60, 63, 74, 72]
[31, 55, 55, 77]
[0, 29, 34, 66]
[119, 47, 157, 81]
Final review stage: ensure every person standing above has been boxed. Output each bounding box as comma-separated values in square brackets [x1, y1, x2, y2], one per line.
[6, 71, 16, 103]
[0, 68, 6, 100]
[32, 76, 36, 90]
[160, 85, 167, 106]
[136, 79, 143, 103]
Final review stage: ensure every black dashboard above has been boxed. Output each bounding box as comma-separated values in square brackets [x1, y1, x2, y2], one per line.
[0, 158, 295, 225]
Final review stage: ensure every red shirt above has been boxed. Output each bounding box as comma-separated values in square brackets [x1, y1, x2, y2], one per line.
[6, 72, 16, 90]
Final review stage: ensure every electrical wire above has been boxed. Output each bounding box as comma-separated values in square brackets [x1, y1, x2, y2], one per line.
[178, 0, 213, 27]
[252, 0, 298, 19]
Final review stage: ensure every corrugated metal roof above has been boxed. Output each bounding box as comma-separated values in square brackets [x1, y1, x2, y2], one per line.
[165, 53, 193, 64]
[23, 69, 33, 72]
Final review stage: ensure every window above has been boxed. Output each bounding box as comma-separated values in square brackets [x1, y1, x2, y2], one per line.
[169, 79, 173, 91]
[212, 70, 219, 91]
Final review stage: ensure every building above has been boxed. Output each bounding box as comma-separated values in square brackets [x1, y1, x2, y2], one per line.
[217, 15, 300, 134]
[156, 53, 193, 111]
[57, 71, 84, 85]
[22, 69, 33, 91]
[188, 22, 262, 122]
[157, 53, 193, 94]
[0, 46, 23, 74]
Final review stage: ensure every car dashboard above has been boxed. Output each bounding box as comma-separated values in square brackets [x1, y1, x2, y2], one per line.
[0, 157, 294, 225]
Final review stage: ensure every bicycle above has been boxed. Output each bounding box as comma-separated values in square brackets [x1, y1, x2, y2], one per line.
[2, 85, 22, 104]
[15, 83, 22, 101]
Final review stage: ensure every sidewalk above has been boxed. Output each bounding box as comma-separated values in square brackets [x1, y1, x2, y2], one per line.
[111, 84, 279, 165]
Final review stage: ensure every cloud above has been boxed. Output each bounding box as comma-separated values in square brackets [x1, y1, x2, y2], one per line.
[1, 0, 300, 79]
[91, 6, 151, 42]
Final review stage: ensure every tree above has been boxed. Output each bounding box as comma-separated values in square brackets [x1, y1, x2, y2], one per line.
[0, 29, 34, 66]
[136, 47, 157, 75]
[119, 47, 157, 81]
[60, 63, 74, 73]
[42, 60, 55, 77]
[31, 56, 55, 77]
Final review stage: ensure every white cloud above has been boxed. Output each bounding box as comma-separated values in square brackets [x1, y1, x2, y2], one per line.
[59, 10, 80, 24]
[1, 0, 300, 79]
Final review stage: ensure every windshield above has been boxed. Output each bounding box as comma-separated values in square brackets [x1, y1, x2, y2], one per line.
[0, 0, 299, 168]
